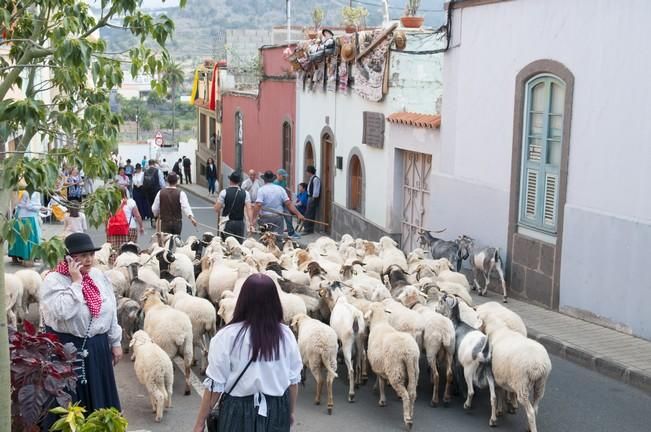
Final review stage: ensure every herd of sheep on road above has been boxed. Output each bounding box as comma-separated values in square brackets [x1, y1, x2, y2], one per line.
[5, 230, 551, 431]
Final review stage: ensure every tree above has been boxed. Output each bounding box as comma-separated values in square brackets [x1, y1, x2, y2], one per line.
[0, 0, 187, 428]
[162, 61, 184, 145]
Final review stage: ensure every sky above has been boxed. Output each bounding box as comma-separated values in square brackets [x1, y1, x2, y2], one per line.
[141, 0, 180, 8]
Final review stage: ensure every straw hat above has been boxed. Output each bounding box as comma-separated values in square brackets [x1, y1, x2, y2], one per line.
[394, 31, 407, 50]
[341, 42, 355, 62]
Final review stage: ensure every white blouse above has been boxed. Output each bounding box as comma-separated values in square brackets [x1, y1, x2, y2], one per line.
[41, 268, 122, 347]
[203, 322, 302, 417]
[132, 171, 144, 187]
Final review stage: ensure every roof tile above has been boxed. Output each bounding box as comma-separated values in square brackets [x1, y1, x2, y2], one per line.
[386, 112, 441, 129]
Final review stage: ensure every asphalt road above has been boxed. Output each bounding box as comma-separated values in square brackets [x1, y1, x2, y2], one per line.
[79, 194, 651, 431]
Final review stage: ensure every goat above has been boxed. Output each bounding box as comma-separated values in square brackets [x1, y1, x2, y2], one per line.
[418, 231, 471, 272]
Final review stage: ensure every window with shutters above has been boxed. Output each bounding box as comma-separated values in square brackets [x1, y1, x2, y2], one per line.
[518, 75, 565, 234]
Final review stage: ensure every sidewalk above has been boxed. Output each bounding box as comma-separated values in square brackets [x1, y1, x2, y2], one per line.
[471, 293, 651, 395]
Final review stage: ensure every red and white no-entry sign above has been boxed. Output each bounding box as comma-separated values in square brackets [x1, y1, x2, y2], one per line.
[154, 131, 164, 146]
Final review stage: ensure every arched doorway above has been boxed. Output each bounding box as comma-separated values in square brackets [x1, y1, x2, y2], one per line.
[348, 154, 363, 214]
[320, 133, 334, 234]
[304, 140, 314, 182]
[235, 112, 243, 171]
[282, 121, 292, 186]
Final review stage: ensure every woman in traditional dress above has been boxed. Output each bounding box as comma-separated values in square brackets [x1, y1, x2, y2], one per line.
[9, 190, 44, 266]
[193, 273, 302, 432]
[40, 232, 122, 430]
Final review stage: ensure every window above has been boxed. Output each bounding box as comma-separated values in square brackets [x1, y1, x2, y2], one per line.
[235, 112, 243, 171]
[199, 113, 207, 144]
[519, 75, 565, 234]
[348, 154, 363, 214]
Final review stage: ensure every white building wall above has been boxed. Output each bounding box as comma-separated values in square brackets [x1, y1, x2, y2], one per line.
[441, 0, 651, 338]
[295, 31, 444, 232]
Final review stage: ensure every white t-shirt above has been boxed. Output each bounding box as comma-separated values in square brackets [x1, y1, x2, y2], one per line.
[122, 199, 139, 229]
[132, 171, 144, 187]
[256, 183, 289, 216]
[203, 322, 302, 416]
[62, 214, 87, 237]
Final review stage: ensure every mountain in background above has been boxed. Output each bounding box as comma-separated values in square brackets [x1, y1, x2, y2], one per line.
[101, 0, 445, 77]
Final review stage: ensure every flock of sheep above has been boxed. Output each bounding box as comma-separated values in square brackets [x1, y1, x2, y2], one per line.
[4, 231, 551, 431]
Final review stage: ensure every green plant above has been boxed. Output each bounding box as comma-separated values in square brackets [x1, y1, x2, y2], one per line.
[405, 0, 421, 16]
[342, 6, 368, 28]
[9, 321, 78, 431]
[50, 403, 128, 432]
[312, 7, 325, 30]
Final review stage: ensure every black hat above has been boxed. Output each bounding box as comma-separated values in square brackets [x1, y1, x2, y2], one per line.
[65, 233, 101, 255]
[261, 170, 276, 182]
[322, 28, 334, 39]
[228, 171, 242, 183]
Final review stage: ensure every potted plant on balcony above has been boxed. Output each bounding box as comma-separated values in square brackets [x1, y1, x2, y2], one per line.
[306, 7, 325, 39]
[401, 0, 424, 28]
[342, 6, 368, 33]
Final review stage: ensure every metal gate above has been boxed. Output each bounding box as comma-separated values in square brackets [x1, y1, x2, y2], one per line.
[401, 151, 432, 252]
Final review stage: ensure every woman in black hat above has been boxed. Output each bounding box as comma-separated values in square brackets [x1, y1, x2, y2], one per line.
[41, 233, 122, 429]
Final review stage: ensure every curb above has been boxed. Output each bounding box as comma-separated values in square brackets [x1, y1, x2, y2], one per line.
[528, 329, 651, 396]
[178, 184, 215, 205]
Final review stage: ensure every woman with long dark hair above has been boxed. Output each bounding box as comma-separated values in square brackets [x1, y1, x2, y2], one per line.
[193, 273, 302, 432]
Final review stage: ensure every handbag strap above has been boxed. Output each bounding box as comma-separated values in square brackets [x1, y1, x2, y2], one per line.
[211, 357, 254, 409]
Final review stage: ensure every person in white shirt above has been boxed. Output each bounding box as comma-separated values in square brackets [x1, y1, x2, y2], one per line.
[159, 158, 170, 179]
[241, 169, 263, 202]
[151, 172, 197, 235]
[193, 273, 302, 432]
[61, 206, 87, 238]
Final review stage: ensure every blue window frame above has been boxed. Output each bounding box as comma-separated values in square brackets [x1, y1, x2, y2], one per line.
[518, 75, 565, 234]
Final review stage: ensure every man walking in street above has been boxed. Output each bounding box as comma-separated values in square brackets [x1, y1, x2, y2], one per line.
[160, 158, 170, 180]
[302, 165, 320, 234]
[275, 168, 300, 240]
[172, 158, 183, 184]
[253, 170, 304, 238]
[152, 173, 197, 235]
[241, 169, 263, 202]
[142, 159, 165, 227]
[182, 156, 192, 184]
[214, 171, 253, 243]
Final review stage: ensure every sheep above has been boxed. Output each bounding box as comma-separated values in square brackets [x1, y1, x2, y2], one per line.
[439, 295, 497, 427]
[217, 291, 237, 325]
[105, 268, 129, 298]
[483, 316, 551, 432]
[383, 264, 411, 298]
[471, 247, 508, 302]
[378, 236, 408, 273]
[266, 263, 320, 318]
[129, 330, 174, 422]
[117, 296, 142, 353]
[263, 270, 308, 324]
[290, 313, 338, 414]
[381, 298, 425, 349]
[207, 255, 239, 304]
[433, 280, 473, 307]
[365, 302, 420, 431]
[169, 278, 217, 374]
[397, 286, 456, 407]
[141, 288, 194, 395]
[94, 242, 113, 267]
[476, 301, 526, 336]
[319, 282, 366, 402]
[14, 269, 41, 320]
[194, 255, 212, 300]
[169, 253, 197, 295]
[5, 273, 23, 327]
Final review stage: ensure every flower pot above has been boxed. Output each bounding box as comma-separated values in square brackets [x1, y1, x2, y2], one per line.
[345, 25, 356, 34]
[400, 16, 424, 29]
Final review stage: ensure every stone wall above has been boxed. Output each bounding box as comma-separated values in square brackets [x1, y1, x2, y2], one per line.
[331, 204, 401, 244]
[508, 233, 557, 309]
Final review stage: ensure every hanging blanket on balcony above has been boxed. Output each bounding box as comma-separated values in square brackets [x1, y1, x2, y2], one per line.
[353, 29, 392, 102]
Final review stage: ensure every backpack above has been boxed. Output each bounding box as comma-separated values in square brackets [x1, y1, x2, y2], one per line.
[143, 167, 160, 192]
[106, 201, 129, 235]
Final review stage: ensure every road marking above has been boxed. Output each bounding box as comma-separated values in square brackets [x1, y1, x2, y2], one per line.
[173, 357, 205, 396]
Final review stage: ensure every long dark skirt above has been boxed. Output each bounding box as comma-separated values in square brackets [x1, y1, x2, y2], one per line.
[41, 330, 121, 430]
[217, 391, 290, 432]
[133, 186, 152, 219]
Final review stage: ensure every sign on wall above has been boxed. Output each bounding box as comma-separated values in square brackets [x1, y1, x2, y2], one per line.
[363, 111, 385, 149]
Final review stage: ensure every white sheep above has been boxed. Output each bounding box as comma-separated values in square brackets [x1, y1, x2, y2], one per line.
[94, 242, 113, 267]
[207, 255, 239, 304]
[169, 278, 217, 374]
[378, 236, 408, 273]
[365, 302, 420, 430]
[290, 313, 339, 414]
[434, 280, 473, 307]
[263, 271, 308, 323]
[476, 301, 526, 336]
[141, 288, 194, 396]
[217, 291, 237, 325]
[397, 286, 456, 407]
[105, 268, 129, 297]
[4, 273, 23, 327]
[129, 330, 174, 422]
[169, 253, 196, 294]
[483, 317, 551, 432]
[14, 269, 41, 320]
[381, 298, 425, 349]
[471, 247, 508, 302]
[319, 282, 366, 402]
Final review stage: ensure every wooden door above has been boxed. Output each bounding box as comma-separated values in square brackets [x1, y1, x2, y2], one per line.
[401, 151, 432, 252]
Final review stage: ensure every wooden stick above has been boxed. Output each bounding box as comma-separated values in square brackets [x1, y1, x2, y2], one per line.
[261, 207, 329, 226]
[355, 23, 398, 62]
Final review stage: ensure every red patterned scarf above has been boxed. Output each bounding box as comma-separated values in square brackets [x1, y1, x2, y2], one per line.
[55, 260, 102, 317]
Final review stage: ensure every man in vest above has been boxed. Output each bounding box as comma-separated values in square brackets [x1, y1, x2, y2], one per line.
[213, 171, 253, 243]
[302, 165, 321, 234]
[151, 172, 197, 235]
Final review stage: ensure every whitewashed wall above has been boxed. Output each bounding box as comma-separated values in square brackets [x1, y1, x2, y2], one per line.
[440, 0, 651, 338]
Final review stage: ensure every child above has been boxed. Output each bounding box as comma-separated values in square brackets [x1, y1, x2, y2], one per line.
[296, 182, 308, 215]
[61, 206, 87, 238]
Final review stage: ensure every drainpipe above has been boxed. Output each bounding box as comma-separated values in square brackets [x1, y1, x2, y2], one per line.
[286, 0, 291, 45]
